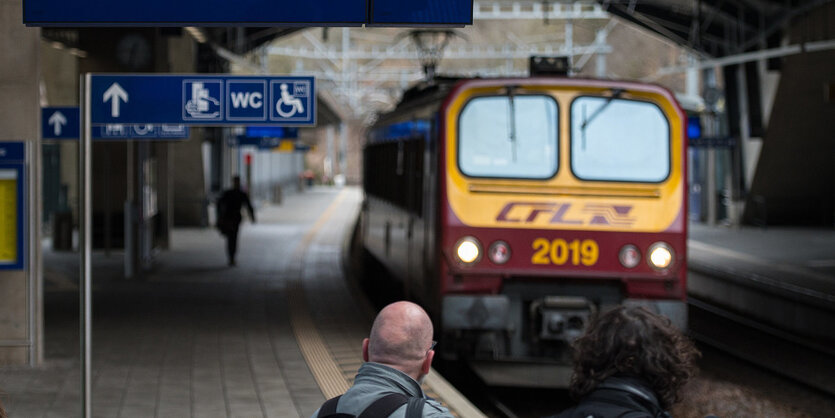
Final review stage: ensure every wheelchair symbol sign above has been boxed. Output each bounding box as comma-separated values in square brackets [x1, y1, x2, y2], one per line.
[270, 80, 312, 123]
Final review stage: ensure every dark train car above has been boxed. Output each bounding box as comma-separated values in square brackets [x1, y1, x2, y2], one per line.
[358, 75, 688, 387]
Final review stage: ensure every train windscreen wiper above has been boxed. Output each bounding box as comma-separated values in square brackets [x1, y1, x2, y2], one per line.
[506, 85, 519, 162]
[580, 88, 624, 150]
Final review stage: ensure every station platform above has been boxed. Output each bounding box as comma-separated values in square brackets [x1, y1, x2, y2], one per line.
[0, 187, 484, 418]
[687, 222, 835, 341]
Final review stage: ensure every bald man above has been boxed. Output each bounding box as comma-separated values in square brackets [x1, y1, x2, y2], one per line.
[314, 301, 452, 418]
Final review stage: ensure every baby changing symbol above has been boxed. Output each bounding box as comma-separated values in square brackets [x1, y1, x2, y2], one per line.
[183, 81, 222, 120]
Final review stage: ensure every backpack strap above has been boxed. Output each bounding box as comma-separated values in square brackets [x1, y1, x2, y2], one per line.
[357, 393, 410, 418]
[405, 397, 425, 418]
[318, 395, 343, 418]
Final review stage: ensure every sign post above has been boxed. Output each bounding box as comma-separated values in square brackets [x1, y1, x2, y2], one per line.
[80, 74, 93, 418]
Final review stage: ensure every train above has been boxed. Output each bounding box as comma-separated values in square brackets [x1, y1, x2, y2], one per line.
[354, 67, 688, 387]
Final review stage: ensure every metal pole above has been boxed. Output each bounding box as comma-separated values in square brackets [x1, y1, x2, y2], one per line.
[79, 73, 93, 418]
[125, 142, 134, 279]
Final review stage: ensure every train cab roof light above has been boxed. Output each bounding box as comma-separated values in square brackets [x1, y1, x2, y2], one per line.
[648, 242, 674, 270]
[529, 56, 570, 77]
[455, 236, 482, 265]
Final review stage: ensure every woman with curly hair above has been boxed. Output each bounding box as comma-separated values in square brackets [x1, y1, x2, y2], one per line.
[547, 306, 700, 418]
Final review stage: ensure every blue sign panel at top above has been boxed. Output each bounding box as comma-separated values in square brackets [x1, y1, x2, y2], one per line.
[24, 0, 366, 26]
[371, 0, 473, 25]
[23, 0, 472, 26]
[90, 75, 315, 127]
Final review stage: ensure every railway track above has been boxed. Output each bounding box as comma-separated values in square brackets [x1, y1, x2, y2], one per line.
[687, 296, 835, 397]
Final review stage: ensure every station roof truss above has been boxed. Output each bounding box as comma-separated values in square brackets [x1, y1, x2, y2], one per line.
[596, 0, 833, 58]
[264, 2, 614, 123]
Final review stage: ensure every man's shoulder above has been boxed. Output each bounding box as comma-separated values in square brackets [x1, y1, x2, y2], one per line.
[422, 398, 452, 417]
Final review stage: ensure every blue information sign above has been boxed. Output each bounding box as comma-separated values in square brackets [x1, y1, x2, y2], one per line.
[24, 0, 366, 26]
[23, 0, 472, 26]
[244, 126, 299, 138]
[0, 141, 26, 270]
[42, 107, 80, 140]
[42, 107, 189, 140]
[90, 75, 315, 127]
[370, 0, 473, 25]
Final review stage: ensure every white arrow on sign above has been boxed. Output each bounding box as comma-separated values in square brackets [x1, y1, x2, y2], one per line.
[103, 83, 128, 118]
[48, 111, 67, 136]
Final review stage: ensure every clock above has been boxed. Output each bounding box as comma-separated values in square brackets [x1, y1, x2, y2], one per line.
[116, 34, 152, 70]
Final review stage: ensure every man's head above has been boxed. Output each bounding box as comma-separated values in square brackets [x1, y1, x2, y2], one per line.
[232, 176, 241, 189]
[362, 301, 435, 382]
[569, 306, 700, 409]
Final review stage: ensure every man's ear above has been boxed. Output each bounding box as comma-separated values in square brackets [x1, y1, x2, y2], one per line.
[421, 348, 434, 376]
[362, 338, 370, 362]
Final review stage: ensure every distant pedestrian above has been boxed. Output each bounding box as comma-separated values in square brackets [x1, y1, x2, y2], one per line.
[216, 176, 255, 266]
[313, 301, 452, 418]
[547, 306, 700, 418]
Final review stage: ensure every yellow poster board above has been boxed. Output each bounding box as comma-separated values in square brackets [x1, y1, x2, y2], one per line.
[0, 169, 17, 264]
[272, 139, 296, 153]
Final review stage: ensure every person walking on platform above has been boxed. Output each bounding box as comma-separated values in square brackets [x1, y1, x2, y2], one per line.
[314, 301, 452, 418]
[216, 175, 255, 266]
[546, 306, 700, 418]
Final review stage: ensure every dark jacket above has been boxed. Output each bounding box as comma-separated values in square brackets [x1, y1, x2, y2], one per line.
[311, 362, 452, 418]
[548, 376, 671, 418]
[217, 188, 255, 224]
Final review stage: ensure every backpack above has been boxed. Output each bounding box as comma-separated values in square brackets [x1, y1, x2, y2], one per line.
[317, 393, 426, 418]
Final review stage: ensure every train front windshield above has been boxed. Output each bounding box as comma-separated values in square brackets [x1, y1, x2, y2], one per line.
[570, 96, 670, 183]
[458, 95, 559, 179]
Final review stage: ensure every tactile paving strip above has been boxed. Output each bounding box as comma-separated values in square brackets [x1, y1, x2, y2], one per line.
[287, 189, 485, 417]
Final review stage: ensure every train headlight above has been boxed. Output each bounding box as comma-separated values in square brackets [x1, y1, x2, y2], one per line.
[455, 236, 482, 265]
[648, 242, 674, 270]
[488, 241, 511, 265]
[619, 244, 641, 268]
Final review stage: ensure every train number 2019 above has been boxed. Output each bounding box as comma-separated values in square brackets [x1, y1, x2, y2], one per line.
[532, 238, 599, 266]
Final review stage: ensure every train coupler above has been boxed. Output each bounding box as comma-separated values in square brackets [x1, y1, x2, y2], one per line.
[530, 296, 596, 343]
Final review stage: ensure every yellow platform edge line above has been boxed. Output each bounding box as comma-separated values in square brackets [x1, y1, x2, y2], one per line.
[289, 189, 486, 417]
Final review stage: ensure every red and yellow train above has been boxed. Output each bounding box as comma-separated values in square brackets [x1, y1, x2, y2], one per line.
[357, 74, 687, 387]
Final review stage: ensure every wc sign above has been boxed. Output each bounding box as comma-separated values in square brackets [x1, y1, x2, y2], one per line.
[227, 80, 266, 121]
[224, 79, 312, 123]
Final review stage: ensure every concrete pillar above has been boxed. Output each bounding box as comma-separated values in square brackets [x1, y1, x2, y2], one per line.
[0, 0, 42, 365]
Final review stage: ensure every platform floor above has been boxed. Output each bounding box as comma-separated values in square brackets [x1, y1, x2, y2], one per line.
[688, 221, 835, 341]
[689, 222, 835, 294]
[3, 187, 834, 416]
[0, 187, 482, 418]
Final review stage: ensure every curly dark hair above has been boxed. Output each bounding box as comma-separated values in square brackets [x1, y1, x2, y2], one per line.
[569, 306, 700, 410]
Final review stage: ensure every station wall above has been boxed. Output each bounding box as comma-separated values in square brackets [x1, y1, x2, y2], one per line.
[743, 3, 835, 226]
[0, 0, 42, 365]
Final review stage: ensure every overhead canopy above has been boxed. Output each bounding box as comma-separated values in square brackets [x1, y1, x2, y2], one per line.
[598, 0, 831, 57]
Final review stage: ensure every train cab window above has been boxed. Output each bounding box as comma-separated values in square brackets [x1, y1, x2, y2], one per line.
[570, 96, 670, 183]
[458, 95, 558, 179]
